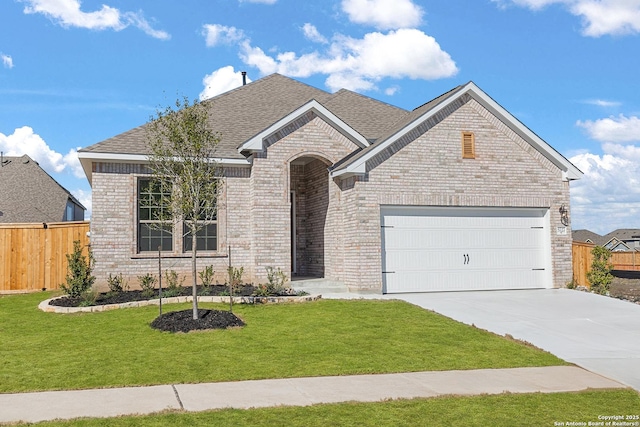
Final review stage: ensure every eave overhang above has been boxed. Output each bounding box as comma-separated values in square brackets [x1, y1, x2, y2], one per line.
[77, 152, 251, 186]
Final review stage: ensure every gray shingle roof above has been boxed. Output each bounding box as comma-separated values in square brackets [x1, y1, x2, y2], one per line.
[603, 229, 640, 241]
[79, 74, 410, 159]
[0, 155, 85, 223]
[572, 229, 604, 245]
[572, 229, 640, 246]
[81, 74, 333, 159]
[321, 89, 408, 142]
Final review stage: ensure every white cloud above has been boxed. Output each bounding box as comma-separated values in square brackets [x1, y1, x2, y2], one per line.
[200, 66, 252, 100]
[577, 114, 640, 143]
[584, 99, 622, 107]
[492, 0, 562, 10]
[21, 0, 170, 39]
[0, 126, 83, 178]
[570, 145, 640, 233]
[492, 0, 640, 36]
[302, 23, 328, 44]
[238, 29, 457, 92]
[571, 0, 640, 36]
[202, 24, 246, 47]
[1, 53, 14, 69]
[384, 85, 400, 96]
[341, 0, 424, 30]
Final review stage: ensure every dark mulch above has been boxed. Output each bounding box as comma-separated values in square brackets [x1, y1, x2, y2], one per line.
[50, 285, 256, 307]
[150, 309, 245, 333]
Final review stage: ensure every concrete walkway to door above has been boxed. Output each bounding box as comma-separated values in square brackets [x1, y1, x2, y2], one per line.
[390, 289, 640, 390]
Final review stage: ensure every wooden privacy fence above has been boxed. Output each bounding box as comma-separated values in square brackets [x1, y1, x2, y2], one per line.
[572, 241, 640, 288]
[0, 221, 90, 293]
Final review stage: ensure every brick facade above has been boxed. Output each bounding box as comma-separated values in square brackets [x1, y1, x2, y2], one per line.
[90, 99, 573, 293]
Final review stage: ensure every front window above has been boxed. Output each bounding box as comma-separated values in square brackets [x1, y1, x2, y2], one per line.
[138, 179, 173, 252]
[183, 223, 218, 252]
[183, 201, 218, 252]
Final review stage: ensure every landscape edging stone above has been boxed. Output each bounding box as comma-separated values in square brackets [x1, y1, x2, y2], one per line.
[38, 294, 321, 313]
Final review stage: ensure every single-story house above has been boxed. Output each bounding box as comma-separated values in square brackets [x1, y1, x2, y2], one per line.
[78, 74, 582, 293]
[0, 154, 85, 223]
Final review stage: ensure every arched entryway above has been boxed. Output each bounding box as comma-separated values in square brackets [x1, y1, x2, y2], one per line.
[290, 155, 330, 278]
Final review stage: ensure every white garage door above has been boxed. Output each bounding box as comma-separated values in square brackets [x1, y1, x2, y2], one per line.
[381, 206, 552, 293]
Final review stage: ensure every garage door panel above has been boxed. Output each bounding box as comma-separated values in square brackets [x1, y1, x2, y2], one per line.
[383, 228, 450, 249]
[384, 269, 546, 293]
[381, 207, 551, 293]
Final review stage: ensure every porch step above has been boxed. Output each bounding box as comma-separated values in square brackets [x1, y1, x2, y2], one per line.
[290, 277, 349, 296]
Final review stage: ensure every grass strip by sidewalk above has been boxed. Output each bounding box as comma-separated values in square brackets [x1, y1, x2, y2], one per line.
[26, 389, 640, 427]
[0, 292, 565, 393]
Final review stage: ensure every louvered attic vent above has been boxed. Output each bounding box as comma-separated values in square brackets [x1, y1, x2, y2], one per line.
[462, 131, 475, 159]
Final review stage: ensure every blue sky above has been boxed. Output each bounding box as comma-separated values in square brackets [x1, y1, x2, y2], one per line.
[1, 0, 639, 234]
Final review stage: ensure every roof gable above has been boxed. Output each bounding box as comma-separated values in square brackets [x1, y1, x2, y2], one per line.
[330, 82, 583, 182]
[237, 99, 370, 153]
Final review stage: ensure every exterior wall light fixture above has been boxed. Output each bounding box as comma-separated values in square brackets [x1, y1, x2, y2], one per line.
[559, 205, 569, 226]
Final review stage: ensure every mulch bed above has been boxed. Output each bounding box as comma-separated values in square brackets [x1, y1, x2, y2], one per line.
[150, 309, 245, 333]
[47, 284, 284, 333]
[49, 285, 256, 307]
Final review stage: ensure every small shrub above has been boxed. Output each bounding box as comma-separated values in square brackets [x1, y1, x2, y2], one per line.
[107, 273, 128, 294]
[138, 273, 157, 298]
[566, 279, 576, 290]
[198, 265, 215, 295]
[587, 245, 613, 295]
[227, 266, 244, 294]
[79, 288, 98, 307]
[163, 270, 184, 297]
[253, 284, 271, 297]
[266, 266, 288, 294]
[60, 240, 95, 298]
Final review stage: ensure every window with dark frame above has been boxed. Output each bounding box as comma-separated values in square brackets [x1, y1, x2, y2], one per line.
[137, 179, 173, 252]
[183, 200, 218, 252]
[183, 223, 218, 252]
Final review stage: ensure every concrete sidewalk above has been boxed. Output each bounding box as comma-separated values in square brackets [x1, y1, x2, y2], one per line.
[0, 366, 626, 424]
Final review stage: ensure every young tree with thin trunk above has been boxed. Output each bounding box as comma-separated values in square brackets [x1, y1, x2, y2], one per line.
[146, 96, 221, 320]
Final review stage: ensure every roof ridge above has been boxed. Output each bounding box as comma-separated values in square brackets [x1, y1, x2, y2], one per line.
[327, 88, 408, 113]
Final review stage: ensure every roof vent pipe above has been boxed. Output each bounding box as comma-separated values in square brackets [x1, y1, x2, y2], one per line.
[241, 71, 247, 86]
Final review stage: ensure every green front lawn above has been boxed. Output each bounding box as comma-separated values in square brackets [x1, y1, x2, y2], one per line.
[0, 292, 566, 393]
[28, 390, 640, 427]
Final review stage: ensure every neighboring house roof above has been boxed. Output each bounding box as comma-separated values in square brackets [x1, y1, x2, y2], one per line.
[573, 228, 640, 250]
[572, 229, 604, 245]
[602, 229, 640, 242]
[602, 229, 640, 251]
[78, 74, 583, 184]
[605, 238, 631, 251]
[0, 154, 85, 223]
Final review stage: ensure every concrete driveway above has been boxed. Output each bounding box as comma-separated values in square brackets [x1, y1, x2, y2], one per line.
[390, 289, 640, 390]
